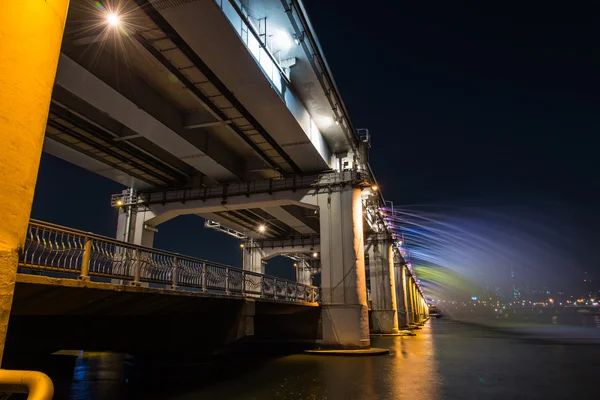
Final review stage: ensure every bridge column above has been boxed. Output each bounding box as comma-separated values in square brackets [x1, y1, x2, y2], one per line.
[411, 279, 420, 323]
[395, 263, 410, 328]
[242, 246, 265, 274]
[405, 272, 415, 325]
[0, 0, 70, 363]
[318, 188, 370, 349]
[116, 204, 156, 247]
[367, 239, 398, 334]
[296, 260, 313, 286]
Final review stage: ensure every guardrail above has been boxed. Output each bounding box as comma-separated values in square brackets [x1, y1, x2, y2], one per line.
[114, 170, 369, 207]
[19, 220, 319, 303]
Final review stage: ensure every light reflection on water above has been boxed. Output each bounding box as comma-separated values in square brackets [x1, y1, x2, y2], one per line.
[49, 318, 600, 400]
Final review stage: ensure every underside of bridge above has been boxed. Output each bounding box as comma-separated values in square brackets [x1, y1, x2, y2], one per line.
[6, 275, 320, 358]
[8, 0, 429, 352]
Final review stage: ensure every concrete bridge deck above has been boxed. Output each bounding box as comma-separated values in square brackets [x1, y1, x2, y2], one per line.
[6, 220, 321, 357]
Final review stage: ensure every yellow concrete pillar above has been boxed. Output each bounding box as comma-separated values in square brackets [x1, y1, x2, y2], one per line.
[0, 0, 70, 364]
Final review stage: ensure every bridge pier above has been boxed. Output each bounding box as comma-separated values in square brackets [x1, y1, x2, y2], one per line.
[242, 246, 266, 274]
[366, 238, 399, 334]
[0, 0, 70, 363]
[295, 260, 313, 286]
[116, 197, 156, 247]
[395, 263, 411, 328]
[318, 188, 370, 349]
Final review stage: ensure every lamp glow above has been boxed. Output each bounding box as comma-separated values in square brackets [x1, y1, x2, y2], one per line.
[273, 29, 293, 51]
[321, 116, 333, 127]
[312, 252, 318, 258]
[258, 224, 266, 233]
[371, 185, 379, 192]
[115, 199, 123, 207]
[107, 13, 120, 26]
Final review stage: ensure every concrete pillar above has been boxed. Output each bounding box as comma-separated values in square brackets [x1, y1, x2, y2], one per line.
[242, 246, 265, 274]
[406, 274, 415, 325]
[318, 188, 370, 349]
[395, 263, 409, 328]
[412, 280, 420, 323]
[367, 240, 398, 334]
[0, 0, 70, 364]
[296, 260, 312, 286]
[116, 204, 156, 247]
[227, 299, 255, 342]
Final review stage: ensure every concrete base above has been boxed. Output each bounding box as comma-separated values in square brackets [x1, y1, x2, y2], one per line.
[304, 348, 389, 356]
[321, 304, 370, 349]
[371, 330, 416, 337]
[370, 310, 398, 334]
[406, 325, 422, 330]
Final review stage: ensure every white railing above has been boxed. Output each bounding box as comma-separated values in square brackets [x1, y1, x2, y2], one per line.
[19, 220, 319, 303]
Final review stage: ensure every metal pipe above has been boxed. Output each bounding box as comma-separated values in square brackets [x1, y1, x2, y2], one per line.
[0, 369, 54, 400]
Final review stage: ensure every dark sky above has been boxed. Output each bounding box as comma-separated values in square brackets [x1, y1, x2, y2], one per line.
[32, 0, 599, 287]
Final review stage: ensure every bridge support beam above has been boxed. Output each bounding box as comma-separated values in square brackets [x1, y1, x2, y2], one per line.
[0, 0, 70, 364]
[296, 260, 313, 286]
[116, 203, 156, 247]
[409, 277, 419, 324]
[242, 246, 265, 274]
[318, 188, 370, 349]
[395, 263, 410, 328]
[366, 239, 398, 334]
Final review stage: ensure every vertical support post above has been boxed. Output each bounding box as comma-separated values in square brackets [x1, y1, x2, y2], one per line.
[367, 238, 399, 334]
[79, 238, 92, 281]
[260, 276, 264, 297]
[0, 0, 70, 364]
[132, 249, 141, 285]
[318, 188, 370, 349]
[242, 271, 246, 296]
[171, 256, 178, 290]
[201, 263, 207, 292]
[225, 267, 229, 294]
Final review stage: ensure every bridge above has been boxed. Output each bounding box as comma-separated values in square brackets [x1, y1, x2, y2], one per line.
[0, 0, 429, 366]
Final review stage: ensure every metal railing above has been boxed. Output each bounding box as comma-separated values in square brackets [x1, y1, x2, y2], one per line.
[19, 220, 319, 303]
[113, 170, 368, 207]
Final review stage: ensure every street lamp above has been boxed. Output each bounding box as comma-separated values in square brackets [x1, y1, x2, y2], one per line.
[107, 13, 120, 26]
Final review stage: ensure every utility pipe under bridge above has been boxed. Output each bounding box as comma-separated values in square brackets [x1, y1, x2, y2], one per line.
[5, 220, 321, 358]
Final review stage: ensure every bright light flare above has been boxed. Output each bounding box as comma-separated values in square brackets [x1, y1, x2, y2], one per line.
[107, 13, 120, 26]
[312, 252, 319, 258]
[258, 224, 266, 233]
[273, 29, 293, 51]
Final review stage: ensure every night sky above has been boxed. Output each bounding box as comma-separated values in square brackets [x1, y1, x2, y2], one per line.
[31, 0, 599, 289]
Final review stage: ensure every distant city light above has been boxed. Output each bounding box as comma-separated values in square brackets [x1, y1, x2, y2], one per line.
[471, 296, 478, 301]
[107, 13, 120, 26]
[273, 29, 293, 51]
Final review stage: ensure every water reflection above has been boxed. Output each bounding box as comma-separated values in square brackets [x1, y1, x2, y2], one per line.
[387, 325, 440, 400]
[47, 318, 600, 399]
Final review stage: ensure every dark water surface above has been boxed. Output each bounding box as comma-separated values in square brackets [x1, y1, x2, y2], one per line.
[48, 319, 599, 399]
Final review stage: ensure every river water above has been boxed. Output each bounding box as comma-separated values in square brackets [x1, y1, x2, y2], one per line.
[46, 318, 599, 399]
